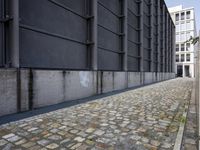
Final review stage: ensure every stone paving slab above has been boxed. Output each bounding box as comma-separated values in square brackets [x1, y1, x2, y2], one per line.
[0, 78, 193, 150]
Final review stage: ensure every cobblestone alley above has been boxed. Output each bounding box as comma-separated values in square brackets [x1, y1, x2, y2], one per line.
[0, 78, 194, 150]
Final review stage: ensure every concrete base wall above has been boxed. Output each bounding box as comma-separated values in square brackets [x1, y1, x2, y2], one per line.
[128, 72, 141, 88]
[0, 69, 18, 116]
[0, 69, 175, 116]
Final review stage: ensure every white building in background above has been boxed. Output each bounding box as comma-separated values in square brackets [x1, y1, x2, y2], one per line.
[169, 5, 197, 77]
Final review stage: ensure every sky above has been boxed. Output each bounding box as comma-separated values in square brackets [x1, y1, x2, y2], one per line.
[165, 0, 200, 34]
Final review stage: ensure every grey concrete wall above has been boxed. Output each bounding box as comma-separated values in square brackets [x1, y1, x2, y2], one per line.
[0, 69, 176, 117]
[0, 69, 18, 116]
[32, 71, 97, 108]
[102, 72, 114, 93]
[32, 70, 64, 108]
[113, 72, 127, 91]
[128, 72, 141, 88]
[64, 71, 97, 101]
[20, 69, 29, 111]
[144, 72, 153, 84]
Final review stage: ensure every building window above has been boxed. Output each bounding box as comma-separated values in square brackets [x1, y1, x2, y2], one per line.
[176, 23, 180, 32]
[176, 55, 179, 62]
[176, 44, 179, 51]
[181, 12, 185, 20]
[186, 54, 190, 61]
[186, 21, 191, 30]
[180, 22, 185, 31]
[181, 54, 185, 62]
[186, 11, 190, 19]
[181, 44, 185, 51]
[186, 43, 190, 51]
[176, 13, 179, 21]
[186, 32, 191, 40]
[180, 33, 185, 42]
[176, 33, 180, 42]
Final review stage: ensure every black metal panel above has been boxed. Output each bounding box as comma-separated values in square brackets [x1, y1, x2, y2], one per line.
[19, 28, 88, 69]
[98, 49, 121, 71]
[128, 56, 139, 71]
[143, 0, 151, 72]
[127, 0, 140, 71]
[152, 0, 158, 72]
[97, 0, 122, 70]
[159, 1, 164, 72]
[0, 0, 3, 66]
[19, 0, 89, 69]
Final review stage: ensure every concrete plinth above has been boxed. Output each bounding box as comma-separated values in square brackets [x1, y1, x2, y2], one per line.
[0, 69, 176, 117]
[0, 69, 18, 116]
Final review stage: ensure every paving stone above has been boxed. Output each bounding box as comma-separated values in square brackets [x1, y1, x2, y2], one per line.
[85, 128, 95, 133]
[7, 135, 21, 142]
[161, 142, 172, 149]
[37, 139, 50, 146]
[1, 143, 14, 150]
[60, 139, 70, 145]
[185, 138, 196, 145]
[141, 137, 149, 143]
[29, 145, 42, 150]
[28, 128, 38, 132]
[47, 135, 62, 141]
[15, 139, 27, 145]
[74, 137, 85, 142]
[130, 135, 141, 141]
[94, 130, 105, 136]
[69, 129, 79, 134]
[2, 133, 15, 139]
[22, 142, 36, 148]
[0, 139, 7, 146]
[150, 140, 160, 147]
[76, 144, 89, 150]
[70, 143, 82, 149]
[46, 143, 59, 149]
[184, 144, 197, 150]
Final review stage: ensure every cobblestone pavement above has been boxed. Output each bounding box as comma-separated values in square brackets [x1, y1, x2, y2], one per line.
[0, 78, 193, 150]
[182, 81, 197, 150]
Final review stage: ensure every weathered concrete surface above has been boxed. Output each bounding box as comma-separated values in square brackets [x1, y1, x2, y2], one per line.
[0, 69, 175, 117]
[0, 69, 18, 116]
[113, 72, 127, 91]
[33, 70, 64, 108]
[102, 72, 114, 93]
[20, 69, 30, 111]
[0, 78, 193, 150]
[64, 71, 97, 101]
[128, 72, 141, 88]
[144, 72, 153, 84]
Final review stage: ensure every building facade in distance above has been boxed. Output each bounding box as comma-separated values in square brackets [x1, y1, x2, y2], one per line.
[169, 5, 197, 77]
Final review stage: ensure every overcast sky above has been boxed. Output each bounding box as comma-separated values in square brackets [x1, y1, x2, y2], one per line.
[165, 0, 200, 34]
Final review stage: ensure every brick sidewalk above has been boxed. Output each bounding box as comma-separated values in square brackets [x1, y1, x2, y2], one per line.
[0, 78, 193, 150]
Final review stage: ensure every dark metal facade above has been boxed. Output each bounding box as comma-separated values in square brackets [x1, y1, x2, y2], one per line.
[97, 0, 123, 70]
[127, 0, 140, 71]
[0, 0, 4, 66]
[19, 0, 90, 70]
[0, 0, 175, 72]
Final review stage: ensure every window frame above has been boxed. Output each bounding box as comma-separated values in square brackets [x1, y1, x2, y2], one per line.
[186, 54, 190, 62]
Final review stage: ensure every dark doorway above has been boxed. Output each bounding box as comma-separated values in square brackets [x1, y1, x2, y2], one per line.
[185, 65, 190, 77]
[177, 65, 183, 77]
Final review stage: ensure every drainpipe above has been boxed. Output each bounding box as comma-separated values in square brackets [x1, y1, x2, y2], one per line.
[9, 0, 19, 68]
[9, 0, 21, 112]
